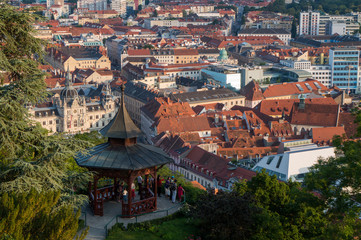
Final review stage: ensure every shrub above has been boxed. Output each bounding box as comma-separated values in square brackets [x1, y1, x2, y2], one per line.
[183, 183, 206, 205]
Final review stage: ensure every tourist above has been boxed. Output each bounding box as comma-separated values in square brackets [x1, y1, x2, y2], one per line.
[165, 177, 170, 197]
[170, 179, 177, 203]
[169, 176, 174, 200]
[137, 175, 143, 194]
[149, 176, 154, 192]
[115, 180, 120, 202]
[177, 184, 184, 202]
[120, 182, 124, 200]
[157, 175, 163, 197]
[131, 183, 136, 200]
[123, 188, 128, 203]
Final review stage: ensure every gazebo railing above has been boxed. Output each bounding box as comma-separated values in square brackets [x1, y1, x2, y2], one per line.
[122, 197, 156, 216]
[90, 185, 115, 216]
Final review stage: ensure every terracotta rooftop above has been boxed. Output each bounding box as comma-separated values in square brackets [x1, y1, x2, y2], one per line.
[338, 112, 358, 138]
[155, 115, 211, 134]
[141, 97, 195, 121]
[312, 126, 346, 144]
[289, 102, 339, 127]
[185, 146, 257, 182]
[263, 79, 328, 98]
[257, 97, 337, 117]
[240, 80, 264, 101]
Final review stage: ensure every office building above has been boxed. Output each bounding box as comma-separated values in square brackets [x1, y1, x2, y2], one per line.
[329, 47, 360, 93]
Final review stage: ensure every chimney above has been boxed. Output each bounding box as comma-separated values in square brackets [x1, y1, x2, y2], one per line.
[299, 94, 305, 110]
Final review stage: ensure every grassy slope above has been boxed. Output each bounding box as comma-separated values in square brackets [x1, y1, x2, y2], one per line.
[106, 217, 198, 240]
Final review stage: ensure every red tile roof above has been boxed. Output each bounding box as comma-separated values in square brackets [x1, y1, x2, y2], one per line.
[257, 97, 337, 117]
[338, 112, 358, 138]
[127, 49, 151, 56]
[142, 97, 195, 121]
[173, 48, 198, 55]
[185, 146, 257, 182]
[312, 126, 346, 144]
[263, 79, 328, 98]
[240, 80, 264, 101]
[156, 115, 211, 133]
[289, 102, 339, 127]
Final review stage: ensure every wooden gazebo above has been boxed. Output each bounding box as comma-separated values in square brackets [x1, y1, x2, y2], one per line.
[76, 85, 173, 217]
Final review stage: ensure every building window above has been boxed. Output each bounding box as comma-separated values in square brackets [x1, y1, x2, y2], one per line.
[109, 113, 112, 118]
[43, 121, 46, 125]
[96, 115, 99, 119]
[56, 119, 59, 124]
[90, 116, 93, 120]
[74, 120, 77, 127]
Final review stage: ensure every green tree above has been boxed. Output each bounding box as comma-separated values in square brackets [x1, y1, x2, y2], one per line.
[0, 189, 87, 240]
[304, 137, 361, 215]
[0, 2, 91, 209]
[192, 191, 259, 240]
[182, 9, 187, 18]
[291, 18, 297, 38]
[152, 10, 158, 17]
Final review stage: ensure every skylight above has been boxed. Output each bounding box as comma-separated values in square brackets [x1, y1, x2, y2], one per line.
[296, 84, 304, 92]
[276, 156, 283, 168]
[266, 156, 275, 165]
[305, 83, 313, 91]
[314, 82, 322, 89]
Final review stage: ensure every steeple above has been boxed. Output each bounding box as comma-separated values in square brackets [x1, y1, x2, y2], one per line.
[100, 84, 142, 142]
[65, 66, 72, 87]
[60, 66, 78, 100]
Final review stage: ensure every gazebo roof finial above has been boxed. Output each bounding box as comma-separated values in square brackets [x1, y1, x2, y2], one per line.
[100, 83, 142, 139]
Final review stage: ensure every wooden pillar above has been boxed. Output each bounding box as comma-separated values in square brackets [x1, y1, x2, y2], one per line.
[94, 175, 98, 202]
[113, 177, 117, 200]
[154, 166, 157, 209]
[127, 175, 133, 217]
[93, 175, 99, 215]
[145, 174, 149, 189]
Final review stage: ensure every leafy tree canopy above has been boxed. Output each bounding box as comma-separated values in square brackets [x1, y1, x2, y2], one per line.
[0, 189, 87, 240]
[0, 2, 92, 209]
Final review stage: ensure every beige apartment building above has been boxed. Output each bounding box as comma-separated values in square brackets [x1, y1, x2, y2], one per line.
[63, 55, 110, 71]
[46, 47, 111, 71]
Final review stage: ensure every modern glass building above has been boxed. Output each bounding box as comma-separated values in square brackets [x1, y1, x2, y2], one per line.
[329, 47, 360, 93]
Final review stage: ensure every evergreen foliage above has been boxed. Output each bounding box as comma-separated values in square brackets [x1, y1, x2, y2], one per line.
[0, 189, 87, 240]
[0, 1, 92, 210]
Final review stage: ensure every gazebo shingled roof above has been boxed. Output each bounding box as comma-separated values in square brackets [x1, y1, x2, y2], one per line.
[76, 142, 172, 170]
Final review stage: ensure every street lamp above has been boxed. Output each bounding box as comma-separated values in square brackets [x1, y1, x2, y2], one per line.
[346, 65, 353, 95]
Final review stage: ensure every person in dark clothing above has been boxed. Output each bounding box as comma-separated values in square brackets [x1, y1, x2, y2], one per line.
[157, 175, 163, 197]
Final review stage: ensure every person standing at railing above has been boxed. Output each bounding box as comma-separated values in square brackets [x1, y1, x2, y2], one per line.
[165, 177, 170, 197]
[123, 188, 128, 203]
[169, 176, 174, 200]
[137, 175, 143, 195]
[131, 183, 136, 201]
[115, 181, 120, 202]
[170, 179, 177, 203]
[177, 183, 184, 202]
[157, 175, 163, 197]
